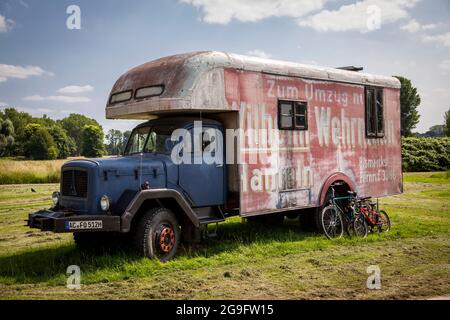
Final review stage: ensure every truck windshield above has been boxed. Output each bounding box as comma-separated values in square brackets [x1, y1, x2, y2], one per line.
[124, 125, 177, 155]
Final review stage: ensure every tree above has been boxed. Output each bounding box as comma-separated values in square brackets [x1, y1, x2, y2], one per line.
[48, 125, 77, 159]
[106, 129, 124, 155]
[394, 76, 421, 137]
[1, 108, 32, 138]
[59, 114, 101, 155]
[122, 130, 132, 152]
[24, 124, 58, 160]
[82, 125, 105, 158]
[0, 118, 15, 156]
[445, 108, 450, 137]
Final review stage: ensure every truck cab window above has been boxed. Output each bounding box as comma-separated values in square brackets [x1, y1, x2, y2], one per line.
[366, 87, 384, 138]
[124, 127, 149, 154]
[278, 100, 308, 130]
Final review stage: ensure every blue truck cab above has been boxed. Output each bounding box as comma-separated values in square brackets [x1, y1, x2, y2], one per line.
[28, 116, 229, 261]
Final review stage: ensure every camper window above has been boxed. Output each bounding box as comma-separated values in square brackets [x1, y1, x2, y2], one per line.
[278, 100, 308, 131]
[365, 88, 384, 138]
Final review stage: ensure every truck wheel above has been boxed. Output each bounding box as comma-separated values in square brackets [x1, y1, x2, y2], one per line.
[133, 207, 180, 262]
[298, 209, 316, 232]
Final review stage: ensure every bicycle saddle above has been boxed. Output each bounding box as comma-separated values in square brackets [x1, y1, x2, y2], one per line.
[347, 191, 357, 197]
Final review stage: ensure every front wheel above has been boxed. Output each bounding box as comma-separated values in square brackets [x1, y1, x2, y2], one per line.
[133, 207, 181, 262]
[321, 205, 344, 240]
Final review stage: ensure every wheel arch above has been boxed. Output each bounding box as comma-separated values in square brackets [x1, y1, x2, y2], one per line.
[318, 173, 356, 206]
[121, 189, 199, 233]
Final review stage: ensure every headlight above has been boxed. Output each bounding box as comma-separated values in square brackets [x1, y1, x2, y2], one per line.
[52, 192, 60, 206]
[100, 195, 110, 211]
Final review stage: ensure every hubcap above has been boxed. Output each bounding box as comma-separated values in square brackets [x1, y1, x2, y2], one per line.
[157, 225, 175, 253]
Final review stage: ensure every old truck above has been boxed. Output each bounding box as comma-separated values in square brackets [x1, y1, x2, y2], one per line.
[27, 51, 402, 261]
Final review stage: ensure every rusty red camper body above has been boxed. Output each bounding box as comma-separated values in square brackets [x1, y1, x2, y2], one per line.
[106, 52, 402, 216]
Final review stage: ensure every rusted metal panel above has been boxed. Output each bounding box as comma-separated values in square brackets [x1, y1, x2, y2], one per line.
[105, 51, 402, 216]
[223, 69, 402, 215]
[105, 51, 400, 119]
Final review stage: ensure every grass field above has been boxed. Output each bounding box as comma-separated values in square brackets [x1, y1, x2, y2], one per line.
[0, 172, 449, 300]
[0, 159, 67, 184]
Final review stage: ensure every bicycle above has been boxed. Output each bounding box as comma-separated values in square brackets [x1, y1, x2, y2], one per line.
[358, 198, 391, 233]
[320, 184, 368, 240]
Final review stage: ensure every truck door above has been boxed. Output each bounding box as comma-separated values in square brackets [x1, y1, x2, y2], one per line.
[178, 125, 225, 207]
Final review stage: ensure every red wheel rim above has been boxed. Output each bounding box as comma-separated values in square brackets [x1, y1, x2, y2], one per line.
[157, 225, 175, 253]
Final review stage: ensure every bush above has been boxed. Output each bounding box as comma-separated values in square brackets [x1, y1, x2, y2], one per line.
[402, 137, 450, 172]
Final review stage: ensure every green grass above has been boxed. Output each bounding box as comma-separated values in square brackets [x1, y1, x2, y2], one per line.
[0, 173, 449, 299]
[0, 159, 66, 185]
[402, 171, 450, 184]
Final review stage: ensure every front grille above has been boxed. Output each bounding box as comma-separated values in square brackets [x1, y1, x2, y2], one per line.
[61, 170, 88, 198]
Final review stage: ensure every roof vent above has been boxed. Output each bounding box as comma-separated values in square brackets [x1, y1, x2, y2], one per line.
[336, 66, 364, 72]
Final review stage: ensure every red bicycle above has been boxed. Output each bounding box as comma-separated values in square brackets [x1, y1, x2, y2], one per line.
[358, 198, 391, 233]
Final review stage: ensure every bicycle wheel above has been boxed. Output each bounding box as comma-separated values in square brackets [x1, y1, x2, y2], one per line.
[321, 205, 344, 240]
[377, 210, 391, 233]
[352, 214, 368, 238]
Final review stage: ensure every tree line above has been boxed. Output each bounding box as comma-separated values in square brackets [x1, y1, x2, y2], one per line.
[0, 108, 130, 160]
[0, 76, 448, 161]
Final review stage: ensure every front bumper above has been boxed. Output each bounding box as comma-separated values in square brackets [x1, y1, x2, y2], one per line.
[27, 210, 121, 233]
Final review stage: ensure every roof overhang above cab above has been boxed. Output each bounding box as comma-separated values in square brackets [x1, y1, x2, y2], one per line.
[106, 51, 401, 120]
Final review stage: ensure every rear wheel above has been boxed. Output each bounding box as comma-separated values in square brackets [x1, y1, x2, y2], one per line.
[377, 210, 391, 233]
[133, 207, 181, 262]
[351, 214, 368, 238]
[321, 205, 344, 239]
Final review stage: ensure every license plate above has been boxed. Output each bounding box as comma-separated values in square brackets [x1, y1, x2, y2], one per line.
[65, 220, 103, 230]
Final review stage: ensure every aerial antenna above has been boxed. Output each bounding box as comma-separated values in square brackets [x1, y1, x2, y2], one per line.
[139, 152, 143, 189]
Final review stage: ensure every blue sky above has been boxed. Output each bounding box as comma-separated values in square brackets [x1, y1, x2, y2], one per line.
[0, 0, 449, 133]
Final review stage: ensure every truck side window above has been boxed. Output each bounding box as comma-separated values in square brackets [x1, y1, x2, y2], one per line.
[278, 100, 308, 131]
[365, 87, 384, 138]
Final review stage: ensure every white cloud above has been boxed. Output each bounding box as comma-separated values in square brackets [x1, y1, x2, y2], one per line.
[0, 64, 53, 83]
[181, 0, 329, 24]
[246, 50, 272, 59]
[0, 101, 8, 107]
[23, 95, 90, 103]
[423, 32, 450, 48]
[401, 19, 437, 33]
[57, 85, 94, 94]
[0, 14, 15, 33]
[298, 0, 421, 33]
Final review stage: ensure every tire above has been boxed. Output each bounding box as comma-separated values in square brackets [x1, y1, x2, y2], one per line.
[298, 209, 317, 232]
[315, 191, 333, 233]
[133, 207, 181, 262]
[377, 210, 391, 233]
[351, 214, 368, 238]
[321, 205, 344, 240]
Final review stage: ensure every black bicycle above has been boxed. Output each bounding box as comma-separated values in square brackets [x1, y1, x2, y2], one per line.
[321, 184, 368, 240]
